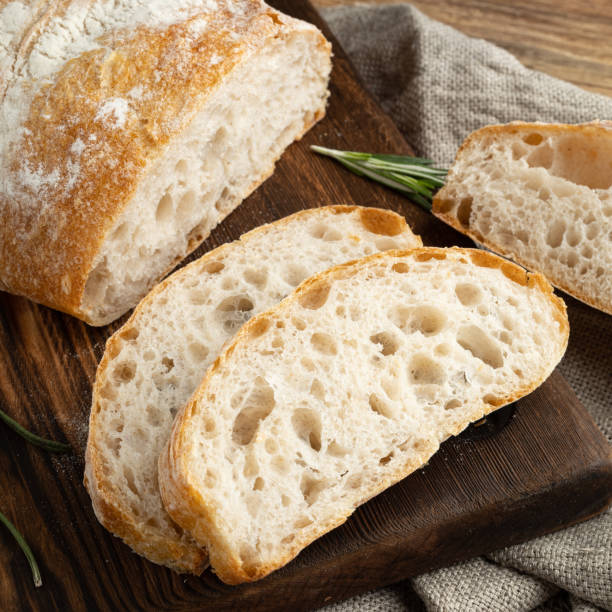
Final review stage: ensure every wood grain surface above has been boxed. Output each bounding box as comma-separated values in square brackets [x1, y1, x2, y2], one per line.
[0, 2, 611, 611]
[313, 0, 612, 97]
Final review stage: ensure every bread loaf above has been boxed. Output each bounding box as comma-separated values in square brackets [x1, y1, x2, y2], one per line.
[0, 0, 331, 324]
[433, 121, 612, 315]
[84, 206, 421, 573]
[159, 247, 568, 584]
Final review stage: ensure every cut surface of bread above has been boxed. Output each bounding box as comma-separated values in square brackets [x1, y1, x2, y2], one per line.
[0, 0, 331, 324]
[434, 121, 612, 315]
[84, 206, 421, 573]
[159, 247, 568, 584]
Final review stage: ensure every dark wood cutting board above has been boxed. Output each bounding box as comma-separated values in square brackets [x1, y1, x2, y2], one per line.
[0, 2, 610, 611]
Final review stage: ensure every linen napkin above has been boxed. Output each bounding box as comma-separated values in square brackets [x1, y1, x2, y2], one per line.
[318, 4, 612, 611]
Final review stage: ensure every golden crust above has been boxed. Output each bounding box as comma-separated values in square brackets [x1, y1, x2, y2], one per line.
[158, 246, 569, 584]
[86, 205, 416, 573]
[433, 121, 612, 315]
[0, 1, 330, 323]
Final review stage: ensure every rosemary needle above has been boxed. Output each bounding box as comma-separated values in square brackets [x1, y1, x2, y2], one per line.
[311, 145, 447, 211]
[0, 510, 42, 587]
[0, 407, 71, 453]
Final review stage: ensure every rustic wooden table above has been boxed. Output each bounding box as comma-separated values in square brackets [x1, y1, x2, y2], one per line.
[313, 0, 612, 98]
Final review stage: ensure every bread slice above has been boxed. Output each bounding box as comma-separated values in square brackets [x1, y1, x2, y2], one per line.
[0, 0, 331, 324]
[159, 247, 568, 584]
[433, 121, 612, 315]
[84, 206, 421, 573]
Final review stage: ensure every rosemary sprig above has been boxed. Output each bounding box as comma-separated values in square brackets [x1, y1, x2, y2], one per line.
[0, 510, 42, 587]
[311, 145, 447, 211]
[0, 408, 71, 453]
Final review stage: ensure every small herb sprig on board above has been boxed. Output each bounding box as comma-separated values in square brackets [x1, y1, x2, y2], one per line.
[0, 408, 71, 453]
[1, 408, 71, 587]
[311, 145, 447, 211]
[0, 510, 42, 587]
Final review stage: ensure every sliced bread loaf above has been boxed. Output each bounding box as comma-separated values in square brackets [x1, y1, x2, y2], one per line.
[433, 121, 612, 314]
[0, 0, 331, 324]
[84, 206, 421, 573]
[159, 247, 568, 584]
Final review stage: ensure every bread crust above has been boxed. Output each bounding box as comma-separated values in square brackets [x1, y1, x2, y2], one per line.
[85, 205, 417, 573]
[158, 246, 569, 584]
[0, 1, 330, 324]
[433, 121, 612, 315]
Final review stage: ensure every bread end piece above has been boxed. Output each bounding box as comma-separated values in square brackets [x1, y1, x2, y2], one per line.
[433, 121, 612, 315]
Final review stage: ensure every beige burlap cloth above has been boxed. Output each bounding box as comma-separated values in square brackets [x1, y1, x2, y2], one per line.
[318, 3, 612, 611]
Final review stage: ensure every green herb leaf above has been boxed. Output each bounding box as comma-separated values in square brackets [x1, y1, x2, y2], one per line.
[0, 408, 71, 453]
[311, 145, 447, 211]
[0, 510, 42, 587]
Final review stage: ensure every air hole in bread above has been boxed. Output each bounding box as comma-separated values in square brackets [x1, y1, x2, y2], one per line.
[299, 281, 330, 310]
[232, 377, 275, 445]
[546, 219, 566, 248]
[177, 190, 197, 221]
[284, 263, 309, 287]
[392, 262, 409, 274]
[239, 542, 258, 567]
[436, 198, 455, 214]
[253, 477, 265, 491]
[435, 343, 452, 356]
[188, 341, 209, 363]
[243, 267, 267, 289]
[310, 222, 341, 241]
[113, 361, 136, 383]
[586, 224, 599, 240]
[106, 435, 122, 457]
[445, 399, 461, 410]
[161, 356, 174, 372]
[512, 141, 529, 160]
[216, 295, 254, 334]
[567, 251, 579, 268]
[205, 260, 225, 274]
[294, 516, 313, 529]
[374, 236, 399, 251]
[264, 438, 278, 454]
[393, 304, 447, 336]
[281, 495, 291, 508]
[499, 331, 511, 344]
[310, 379, 325, 401]
[455, 282, 483, 306]
[369, 331, 400, 356]
[123, 465, 138, 496]
[382, 375, 401, 401]
[523, 132, 543, 146]
[565, 226, 581, 247]
[292, 317, 307, 331]
[204, 469, 217, 489]
[281, 534, 294, 545]
[300, 474, 326, 506]
[409, 354, 445, 385]
[369, 393, 394, 419]
[145, 405, 163, 427]
[243, 454, 259, 478]
[155, 192, 174, 223]
[327, 440, 349, 457]
[310, 332, 337, 355]
[457, 197, 473, 228]
[291, 408, 322, 452]
[457, 325, 503, 369]
[379, 451, 394, 465]
[111, 222, 130, 242]
[483, 394, 502, 406]
[175, 159, 189, 175]
[359, 208, 403, 235]
[248, 317, 271, 340]
[346, 474, 362, 489]
[271, 335, 284, 349]
[526, 143, 554, 169]
[272, 455, 290, 474]
[581, 245, 593, 259]
[596, 266, 604, 278]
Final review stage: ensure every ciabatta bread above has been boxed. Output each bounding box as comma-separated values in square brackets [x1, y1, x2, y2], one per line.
[433, 121, 612, 315]
[0, 0, 331, 324]
[159, 247, 568, 584]
[84, 206, 421, 573]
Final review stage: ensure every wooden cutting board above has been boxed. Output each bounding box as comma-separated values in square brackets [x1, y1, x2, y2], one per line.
[0, 2, 610, 610]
